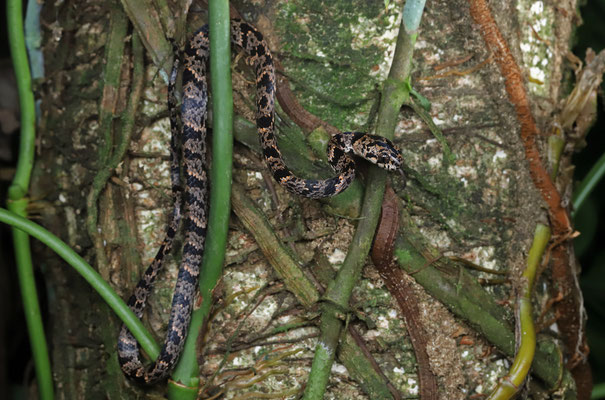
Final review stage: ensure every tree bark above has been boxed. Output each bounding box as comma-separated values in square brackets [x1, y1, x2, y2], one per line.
[33, 0, 586, 398]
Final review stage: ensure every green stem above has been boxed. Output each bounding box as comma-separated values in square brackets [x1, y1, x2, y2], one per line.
[572, 150, 605, 217]
[10, 203, 54, 400]
[547, 131, 565, 181]
[168, 0, 233, 396]
[487, 224, 550, 399]
[0, 208, 160, 360]
[302, 4, 420, 398]
[592, 383, 605, 399]
[7, 0, 52, 398]
[7, 0, 35, 200]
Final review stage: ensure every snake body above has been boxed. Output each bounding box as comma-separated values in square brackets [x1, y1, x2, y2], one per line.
[118, 19, 403, 384]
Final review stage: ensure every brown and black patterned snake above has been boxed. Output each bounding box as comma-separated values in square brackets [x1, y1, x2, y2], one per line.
[117, 19, 403, 384]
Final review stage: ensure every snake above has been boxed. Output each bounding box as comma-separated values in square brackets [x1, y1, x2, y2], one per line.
[117, 19, 403, 384]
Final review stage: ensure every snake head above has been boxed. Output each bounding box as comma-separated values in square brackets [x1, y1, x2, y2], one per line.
[373, 140, 403, 172]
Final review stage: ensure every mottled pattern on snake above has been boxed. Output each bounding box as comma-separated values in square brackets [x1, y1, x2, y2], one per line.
[117, 19, 403, 384]
[117, 28, 209, 384]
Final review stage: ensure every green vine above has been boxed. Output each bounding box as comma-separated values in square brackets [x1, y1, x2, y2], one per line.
[167, 0, 234, 397]
[7, 0, 53, 398]
[302, 2, 423, 398]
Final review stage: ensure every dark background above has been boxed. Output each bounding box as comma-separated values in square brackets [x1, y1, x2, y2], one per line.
[0, 0, 604, 397]
[572, 0, 605, 389]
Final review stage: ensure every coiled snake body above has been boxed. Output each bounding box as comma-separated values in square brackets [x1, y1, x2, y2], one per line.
[118, 19, 403, 384]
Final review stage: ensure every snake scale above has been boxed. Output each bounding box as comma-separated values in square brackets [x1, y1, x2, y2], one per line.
[117, 19, 403, 384]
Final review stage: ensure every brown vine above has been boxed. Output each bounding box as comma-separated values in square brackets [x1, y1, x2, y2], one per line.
[372, 186, 439, 400]
[467, 0, 590, 398]
[468, 0, 570, 234]
[275, 60, 341, 136]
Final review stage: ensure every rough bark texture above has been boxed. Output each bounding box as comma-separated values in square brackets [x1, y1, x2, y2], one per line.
[33, 0, 584, 398]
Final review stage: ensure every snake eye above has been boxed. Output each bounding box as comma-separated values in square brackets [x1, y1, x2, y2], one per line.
[375, 144, 402, 170]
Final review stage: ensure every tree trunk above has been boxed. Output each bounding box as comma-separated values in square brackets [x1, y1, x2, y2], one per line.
[33, 0, 588, 398]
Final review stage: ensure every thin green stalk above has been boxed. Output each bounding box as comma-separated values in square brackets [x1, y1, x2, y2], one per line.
[592, 383, 605, 399]
[302, 3, 422, 398]
[0, 208, 160, 361]
[487, 224, 550, 400]
[10, 205, 53, 400]
[547, 131, 564, 181]
[7, 0, 52, 398]
[7, 0, 35, 200]
[168, 0, 233, 397]
[572, 151, 605, 217]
